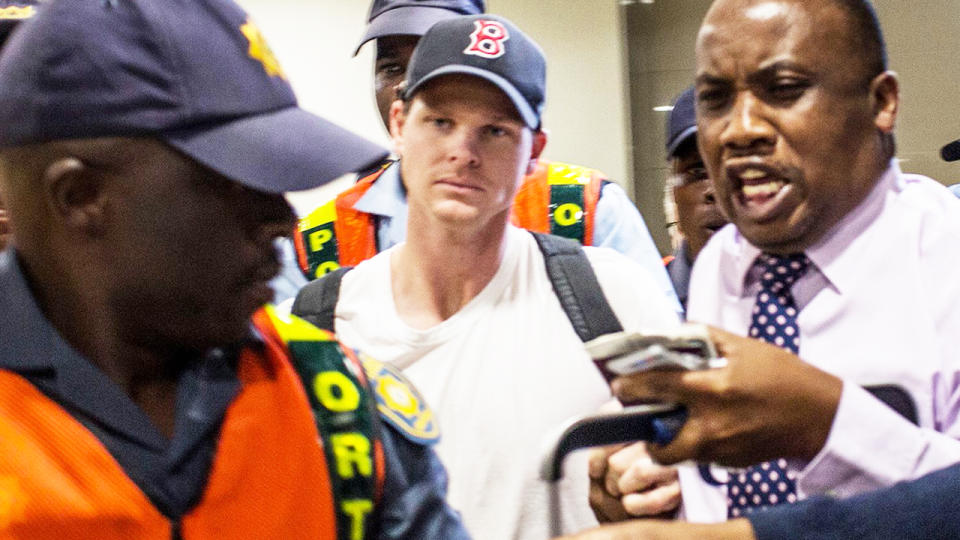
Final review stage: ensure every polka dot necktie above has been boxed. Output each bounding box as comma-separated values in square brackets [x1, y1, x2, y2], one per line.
[727, 252, 811, 518]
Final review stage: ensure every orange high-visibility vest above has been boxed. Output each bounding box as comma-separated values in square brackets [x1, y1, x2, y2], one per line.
[293, 159, 607, 280]
[0, 311, 357, 540]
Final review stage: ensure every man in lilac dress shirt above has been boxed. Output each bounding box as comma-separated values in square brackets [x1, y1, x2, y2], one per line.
[569, 0, 960, 535]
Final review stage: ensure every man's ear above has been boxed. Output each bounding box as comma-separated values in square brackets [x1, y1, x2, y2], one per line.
[45, 157, 109, 236]
[525, 129, 548, 176]
[389, 99, 407, 156]
[870, 70, 899, 133]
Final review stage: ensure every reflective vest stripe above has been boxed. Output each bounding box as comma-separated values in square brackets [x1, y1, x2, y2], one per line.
[295, 167, 384, 280]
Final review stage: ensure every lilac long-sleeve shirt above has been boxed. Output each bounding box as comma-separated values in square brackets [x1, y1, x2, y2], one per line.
[678, 160, 960, 522]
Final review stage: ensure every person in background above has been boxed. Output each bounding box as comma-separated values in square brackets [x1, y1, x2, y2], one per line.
[274, 0, 681, 319]
[0, 0, 469, 538]
[662, 86, 728, 311]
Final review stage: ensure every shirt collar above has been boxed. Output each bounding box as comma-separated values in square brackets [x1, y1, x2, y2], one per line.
[0, 249, 64, 372]
[353, 160, 406, 217]
[0, 249, 250, 448]
[731, 159, 899, 296]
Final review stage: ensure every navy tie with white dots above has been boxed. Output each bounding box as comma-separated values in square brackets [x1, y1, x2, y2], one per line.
[727, 252, 811, 518]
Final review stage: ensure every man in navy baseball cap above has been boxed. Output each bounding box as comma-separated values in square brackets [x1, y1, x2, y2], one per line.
[292, 12, 682, 539]
[661, 86, 727, 310]
[0, 1, 475, 537]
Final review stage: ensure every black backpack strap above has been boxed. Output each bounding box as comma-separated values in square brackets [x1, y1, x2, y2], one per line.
[291, 266, 354, 332]
[532, 232, 624, 342]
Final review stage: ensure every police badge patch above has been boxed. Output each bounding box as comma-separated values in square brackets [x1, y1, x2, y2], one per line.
[360, 356, 440, 445]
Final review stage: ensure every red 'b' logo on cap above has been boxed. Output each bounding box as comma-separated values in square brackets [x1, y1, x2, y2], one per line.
[464, 20, 510, 59]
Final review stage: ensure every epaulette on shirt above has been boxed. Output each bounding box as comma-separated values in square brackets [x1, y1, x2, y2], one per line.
[359, 355, 440, 446]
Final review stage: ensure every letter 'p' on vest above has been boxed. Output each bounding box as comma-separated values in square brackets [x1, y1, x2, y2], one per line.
[0, 308, 384, 540]
[292, 159, 607, 281]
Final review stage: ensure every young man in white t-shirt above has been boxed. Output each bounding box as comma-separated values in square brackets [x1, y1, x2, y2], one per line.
[297, 14, 680, 540]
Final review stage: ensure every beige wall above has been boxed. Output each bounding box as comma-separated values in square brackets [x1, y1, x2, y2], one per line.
[236, 0, 634, 214]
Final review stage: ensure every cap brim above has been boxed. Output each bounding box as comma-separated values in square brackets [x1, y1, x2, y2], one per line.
[354, 6, 465, 56]
[405, 65, 539, 129]
[666, 126, 697, 159]
[165, 107, 388, 194]
[941, 139, 960, 162]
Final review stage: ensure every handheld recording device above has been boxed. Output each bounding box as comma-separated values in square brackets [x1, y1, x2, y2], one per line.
[586, 323, 723, 383]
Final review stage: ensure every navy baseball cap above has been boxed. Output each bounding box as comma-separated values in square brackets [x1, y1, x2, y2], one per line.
[402, 14, 545, 130]
[941, 139, 960, 162]
[0, 0, 38, 47]
[355, 0, 484, 55]
[0, 0, 388, 194]
[666, 86, 697, 159]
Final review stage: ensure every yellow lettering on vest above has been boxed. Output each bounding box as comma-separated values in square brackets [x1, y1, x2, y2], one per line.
[341, 499, 374, 540]
[554, 203, 584, 227]
[314, 371, 361, 413]
[331, 432, 373, 478]
[314, 260, 341, 278]
[309, 228, 334, 252]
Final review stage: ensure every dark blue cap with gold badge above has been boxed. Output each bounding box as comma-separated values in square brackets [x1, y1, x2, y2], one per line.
[0, 0, 388, 194]
[402, 14, 545, 130]
[0, 0, 39, 46]
[355, 0, 484, 55]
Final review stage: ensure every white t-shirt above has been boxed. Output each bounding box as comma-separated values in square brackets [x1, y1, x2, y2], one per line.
[334, 226, 680, 540]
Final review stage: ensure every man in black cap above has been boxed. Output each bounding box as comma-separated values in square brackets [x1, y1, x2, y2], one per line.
[662, 86, 727, 311]
[276, 0, 681, 320]
[0, 0, 469, 538]
[0, 0, 38, 251]
[293, 13, 680, 539]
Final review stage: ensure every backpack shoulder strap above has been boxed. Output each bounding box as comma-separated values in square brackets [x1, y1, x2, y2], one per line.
[291, 266, 354, 332]
[532, 232, 624, 342]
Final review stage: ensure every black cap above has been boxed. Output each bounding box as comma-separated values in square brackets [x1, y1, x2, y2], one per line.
[665, 86, 697, 159]
[0, 0, 388, 194]
[0, 0, 39, 47]
[354, 0, 484, 55]
[941, 139, 960, 162]
[402, 14, 545, 129]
